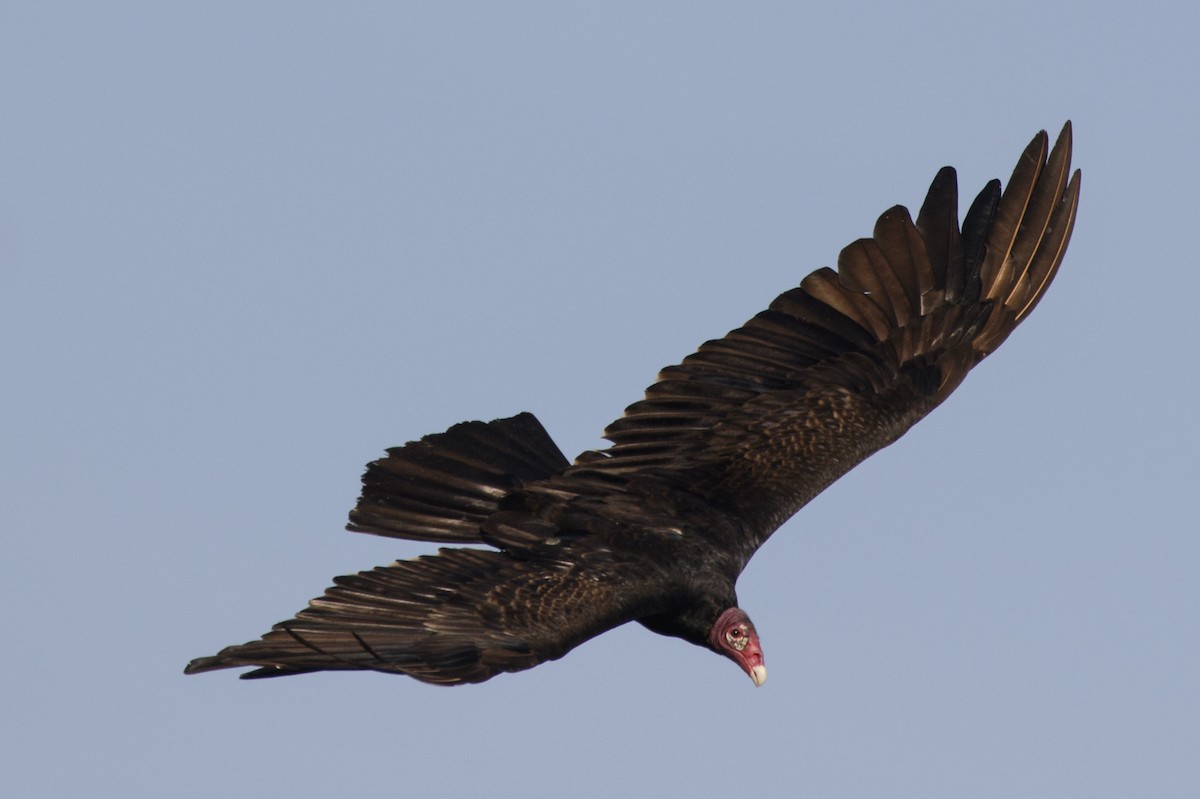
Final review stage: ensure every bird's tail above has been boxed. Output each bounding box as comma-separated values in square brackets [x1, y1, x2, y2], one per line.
[346, 412, 568, 544]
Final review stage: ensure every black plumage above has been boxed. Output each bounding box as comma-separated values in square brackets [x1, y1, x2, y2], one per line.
[186, 124, 1080, 686]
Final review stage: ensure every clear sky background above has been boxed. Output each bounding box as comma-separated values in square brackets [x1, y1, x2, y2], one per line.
[3, 3, 1197, 797]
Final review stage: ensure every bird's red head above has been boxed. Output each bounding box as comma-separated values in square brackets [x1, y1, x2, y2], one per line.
[709, 608, 766, 687]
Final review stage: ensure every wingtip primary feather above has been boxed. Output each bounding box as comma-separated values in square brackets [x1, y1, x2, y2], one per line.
[972, 122, 1079, 356]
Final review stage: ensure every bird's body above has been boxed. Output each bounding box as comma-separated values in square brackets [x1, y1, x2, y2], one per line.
[186, 124, 1080, 686]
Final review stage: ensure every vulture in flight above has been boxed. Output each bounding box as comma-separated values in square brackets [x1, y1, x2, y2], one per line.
[186, 124, 1080, 687]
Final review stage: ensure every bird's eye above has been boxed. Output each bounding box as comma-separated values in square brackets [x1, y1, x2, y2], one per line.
[725, 627, 749, 651]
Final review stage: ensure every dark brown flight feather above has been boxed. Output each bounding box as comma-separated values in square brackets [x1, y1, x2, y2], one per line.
[186, 124, 1080, 685]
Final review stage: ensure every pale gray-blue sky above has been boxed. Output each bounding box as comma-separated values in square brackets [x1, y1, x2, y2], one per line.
[3, 3, 1197, 797]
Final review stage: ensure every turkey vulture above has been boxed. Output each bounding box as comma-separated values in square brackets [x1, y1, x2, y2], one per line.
[186, 124, 1080, 686]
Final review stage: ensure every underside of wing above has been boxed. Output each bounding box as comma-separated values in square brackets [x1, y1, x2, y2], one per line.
[567, 124, 1080, 552]
[184, 543, 651, 684]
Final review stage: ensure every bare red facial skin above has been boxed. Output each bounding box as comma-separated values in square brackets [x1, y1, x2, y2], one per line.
[710, 607, 767, 686]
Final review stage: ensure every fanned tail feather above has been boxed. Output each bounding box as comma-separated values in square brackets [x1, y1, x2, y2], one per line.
[347, 412, 569, 544]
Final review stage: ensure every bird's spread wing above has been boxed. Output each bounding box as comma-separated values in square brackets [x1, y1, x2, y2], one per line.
[184, 541, 658, 684]
[567, 124, 1080, 558]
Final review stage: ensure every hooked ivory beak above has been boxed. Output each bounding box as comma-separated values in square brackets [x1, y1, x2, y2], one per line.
[749, 664, 767, 687]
